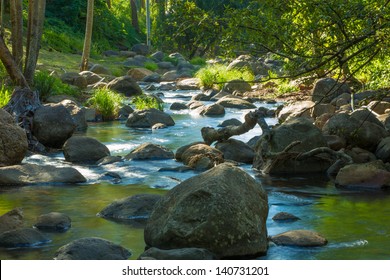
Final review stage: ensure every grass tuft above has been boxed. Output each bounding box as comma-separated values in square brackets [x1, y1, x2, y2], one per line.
[86, 88, 124, 121]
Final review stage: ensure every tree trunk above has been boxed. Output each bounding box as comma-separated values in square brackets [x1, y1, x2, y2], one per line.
[0, 0, 5, 36]
[10, 0, 23, 71]
[0, 35, 28, 87]
[24, 0, 46, 84]
[80, 0, 94, 72]
[106, 0, 111, 9]
[130, 0, 140, 33]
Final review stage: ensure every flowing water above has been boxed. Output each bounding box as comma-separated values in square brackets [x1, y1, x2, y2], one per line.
[0, 89, 389, 260]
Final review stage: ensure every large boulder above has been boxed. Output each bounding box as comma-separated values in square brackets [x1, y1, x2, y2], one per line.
[215, 139, 255, 164]
[54, 237, 131, 260]
[0, 208, 24, 234]
[335, 160, 390, 189]
[376, 137, 390, 163]
[124, 143, 174, 160]
[176, 78, 201, 90]
[126, 109, 175, 128]
[0, 111, 28, 166]
[311, 77, 350, 103]
[254, 117, 332, 174]
[270, 230, 328, 247]
[34, 212, 71, 232]
[0, 164, 86, 186]
[33, 103, 76, 148]
[277, 101, 315, 122]
[97, 194, 162, 223]
[367, 101, 390, 115]
[63, 136, 110, 163]
[139, 247, 217, 260]
[60, 99, 88, 131]
[216, 97, 256, 109]
[323, 112, 387, 152]
[196, 104, 225, 116]
[0, 228, 50, 248]
[144, 163, 269, 258]
[107, 76, 143, 97]
[131, 43, 150, 56]
[79, 71, 103, 85]
[60, 72, 87, 89]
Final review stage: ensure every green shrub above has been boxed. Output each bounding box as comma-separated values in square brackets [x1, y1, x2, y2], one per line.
[358, 58, 390, 90]
[87, 88, 124, 121]
[144, 62, 159, 72]
[33, 71, 79, 101]
[195, 64, 255, 90]
[163, 56, 179, 66]
[0, 85, 12, 108]
[277, 81, 299, 94]
[131, 95, 164, 111]
[190, 57, 207, 66]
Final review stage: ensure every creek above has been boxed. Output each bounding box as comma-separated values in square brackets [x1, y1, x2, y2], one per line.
[0, 88, 389, 260]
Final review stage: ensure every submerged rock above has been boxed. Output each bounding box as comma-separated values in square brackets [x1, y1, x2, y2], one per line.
[54, 237, 131, 260]
[0, 208, 24, 234]
[272, 212, 300, 222]
[144, 163, 269, 258]
[270, 230, 328, 247]
[0, 164, 86, 186]
[34, 212, 71, 232]
[215, 139, 255, 164]
[0, 228, 50, 248]
[139, 247, 217, 260]
[97, 194, 162, 223]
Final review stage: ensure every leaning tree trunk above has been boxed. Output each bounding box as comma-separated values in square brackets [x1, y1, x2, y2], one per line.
[80, 0, 94, 72]
[130, 0, 140, 33]
[0, 35, 29, 87]
[24, 0, 46, 84]
[0, 0, 5, 36]
[10, 0, 24, 70]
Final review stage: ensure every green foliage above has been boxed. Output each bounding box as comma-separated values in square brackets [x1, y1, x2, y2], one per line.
[131, 95, 164, 111]
[144, 62, 158, 72]
[0, 85, 12, 108]
[163, 56, 179, 66]
[87, 88, 125, 121]
[357, 57, 390, 90]
[33, 71, 79, 101]
[195, 64, 255, 90]
[276, 80, 300, 94]
[190, 57, 207, 66]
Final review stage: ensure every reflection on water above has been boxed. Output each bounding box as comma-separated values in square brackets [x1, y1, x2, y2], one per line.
[1, 90, 390, 260]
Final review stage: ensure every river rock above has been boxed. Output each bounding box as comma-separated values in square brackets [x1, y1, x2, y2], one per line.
[254, 117, 332, 174]
[79, 71, 103, 85]
[107, 76, 143, 96]
[311, 77, 350, 103]
[277, 101, 314, 122]
[367, 101, 390, 115]
[97, 194, 162, 223]
[311, 103, 336, 118]
[97, 156, 123, 166]
[335, 160, 390, 189]
[0, 228, 50, 248]
[34, 212, 71, 232]
[124, 143, 174, 160]
[127, 68, 155, 81]
[218, 118, 243, 127]
[161, 70, 179, 82]
[131, 43, 150, 56]
[139, 247, 217, 260]
[126, 109, 175, 128]
[60, 99, 88, 131]
[54, 237, 131, 260]
[180, 144, 224, 170]
[63, 136, 110, 163]
[60, 72, 87, 89]
[216, 97, 256, 109]
[0, 120, 28, 167]
[270, 230, 327, 247]
[33, 103, 76, 148]
[0, 164, 86, 186]
[170, 102, 188, 111]
[90, 64, 112, 75]
[272, 212, 300, 222]
[350, 109, 384, 128]
[223, 79, 252, 93]
[0, 108, 14, 124]
[346, 147, 376, 164]
[196, 103, 225, 116]
[375, 137, 390, 163]
[144, 163, 269, 258]
[215, 139, 255, 164]
[0, 208, 24, 234]
[323, 112, 387, 152]
[177, 78, 201, 90]
[175, 142, 205, 161]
